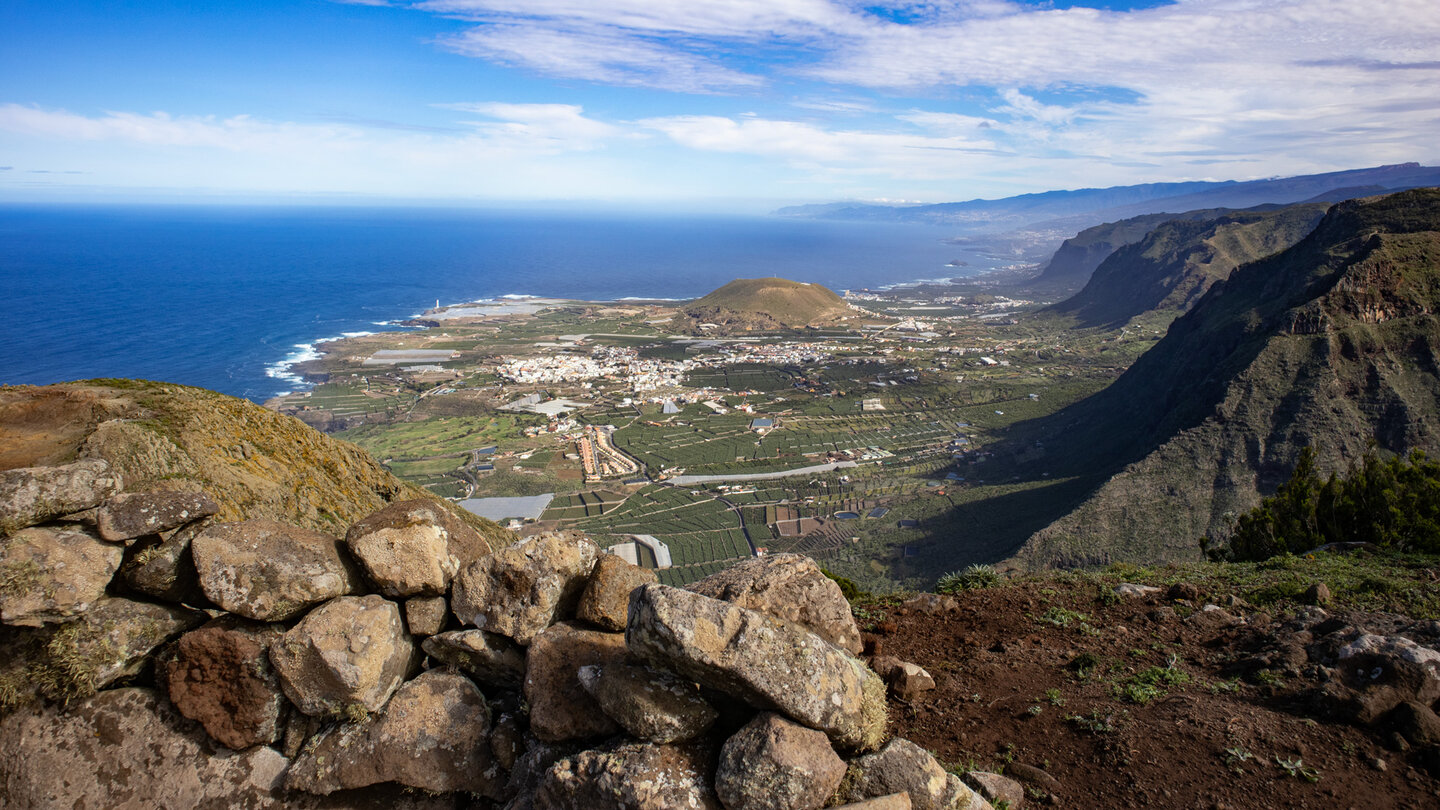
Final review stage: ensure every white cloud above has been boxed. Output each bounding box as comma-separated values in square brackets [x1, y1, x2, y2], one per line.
[437, 24, 765, 93]
[638, 113, 1006, 179]
[397, 0, 1440, 183]
[435, 102, 626, 145]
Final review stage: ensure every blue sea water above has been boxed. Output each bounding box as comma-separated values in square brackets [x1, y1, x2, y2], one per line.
[1, 205, 988, 402]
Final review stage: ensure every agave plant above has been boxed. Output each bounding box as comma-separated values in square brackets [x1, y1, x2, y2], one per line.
[935, 563, 1000, 594]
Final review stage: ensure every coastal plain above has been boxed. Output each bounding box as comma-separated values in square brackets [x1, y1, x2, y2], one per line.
[267, 277, 1154, 592]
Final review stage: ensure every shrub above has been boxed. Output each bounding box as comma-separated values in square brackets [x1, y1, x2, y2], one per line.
[936, 563, 1000, 594]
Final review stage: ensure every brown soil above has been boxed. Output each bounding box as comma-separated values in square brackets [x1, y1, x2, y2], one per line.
[875, 582, 1440, 809]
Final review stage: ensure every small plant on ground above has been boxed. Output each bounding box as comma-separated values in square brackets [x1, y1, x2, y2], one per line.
[1275, 755, 1321, 782]
[1223, 746, 1253, 775]
[1066, 709, 1119, 735]
[1026, 704, 1043, 716]
[1045, 688, 1066, 706]
[1038, 606, 1090, 628]
[936, 563, 1000, 594]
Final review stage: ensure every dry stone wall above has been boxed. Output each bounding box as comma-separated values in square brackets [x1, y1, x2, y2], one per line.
[0, 456, 992, 810]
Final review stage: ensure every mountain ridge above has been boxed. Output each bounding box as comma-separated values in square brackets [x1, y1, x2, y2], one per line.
[1010, 187, 1440, 568]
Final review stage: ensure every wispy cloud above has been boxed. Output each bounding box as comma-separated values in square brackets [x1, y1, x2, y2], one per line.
[437, 25, 764, 93]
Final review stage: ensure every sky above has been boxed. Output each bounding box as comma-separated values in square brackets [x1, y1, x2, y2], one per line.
[2, 0, 1438, 209]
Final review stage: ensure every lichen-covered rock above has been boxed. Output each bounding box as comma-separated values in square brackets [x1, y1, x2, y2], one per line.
[962, 772, 1025, 809]
[577, 553, 657, 631]
[715, 712, 846, 810]
[888, 661, 936, 701]
[0, 458, 120, 533]
[344, 499, 492, 598]
[270, 594, 415, 717]
[524, 621, 626, 742]
[577, 661, 717, 743]
[0, 526, 122, 626]
[0, 687, 453, 810]
[688, 554, 863, 655]
[451, 532, 600, 645]
[421, 629, 526, 689]
[192, 519, 360, 621]
[119, 521, 211, 606]
[45, 595, 206, 696]
[831, 795, 913, 810]
[534, 740, 721, 810]
[97, 489, 219, 543]
[403, 595, 448, 636]
[161, 617, 287, 750]
[626, 584, 886, 751]
[840, 738, 992, 810]
[286, 670, 503, 798]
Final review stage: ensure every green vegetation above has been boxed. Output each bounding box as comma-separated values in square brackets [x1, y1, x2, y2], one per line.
[337, 415, 519, 459]
[1211, 448, 1440, 561]
[935, 563, 1000, 593]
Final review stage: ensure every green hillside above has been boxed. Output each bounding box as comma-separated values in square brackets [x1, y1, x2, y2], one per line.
[1008, 188, 1440, 568]
[1043, 203, 1329, 328]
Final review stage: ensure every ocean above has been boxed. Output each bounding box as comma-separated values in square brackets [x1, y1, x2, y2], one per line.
[0, 204, 995, 402]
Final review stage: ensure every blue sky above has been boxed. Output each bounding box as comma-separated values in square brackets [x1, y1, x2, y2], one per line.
[2, 0, 1438, 208]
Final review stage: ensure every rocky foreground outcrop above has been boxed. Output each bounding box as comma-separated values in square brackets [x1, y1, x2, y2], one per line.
[0, 443, 993, 809]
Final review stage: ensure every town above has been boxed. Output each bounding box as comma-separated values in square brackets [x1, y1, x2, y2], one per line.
[266, 282, 1150, 593]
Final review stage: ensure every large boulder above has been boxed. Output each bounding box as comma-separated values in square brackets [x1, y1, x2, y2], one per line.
[577, 661, 718, 744]
[161, 617, 287, 750]
[714, 712, 847, 810]
[44, 596, 206, 697]
[96, 489, 219, 543]
[270, 594, 415, 717]
[534, 740, 721, 810]
[451, 532, 600, 645]
[839, 738, 992, 810]
[286, 670, 503, 798]
[577, 553, 657, 632]
[421, 629, 526, 690]
[689, 554, 863, 655]
[626, 584, 886, 751]
[0, 687, 453, 810]
[524, 621, 627, 742]
[0, 458, 120, 533]
[192, 519, 360, 622]
[343, 499, 491, 598]
[0, 526, 122, 626]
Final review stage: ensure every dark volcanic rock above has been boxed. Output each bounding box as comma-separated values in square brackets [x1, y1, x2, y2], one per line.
[421, 629, 527, 690]
[286, 670, 502, 797]
[534, 739, 721, 810]
[577, 661, 718, 744]
[161, 617, 287, 750]
[524, 621, 627, 742]
[714, 712, 846, 810]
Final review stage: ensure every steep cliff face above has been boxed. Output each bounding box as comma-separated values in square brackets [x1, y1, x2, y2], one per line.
[1014, 188, 1440, 568]
[1043, 203, 1328, 328]
[1027, 212, 1180, 291]
[0, 380, 510, 543]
